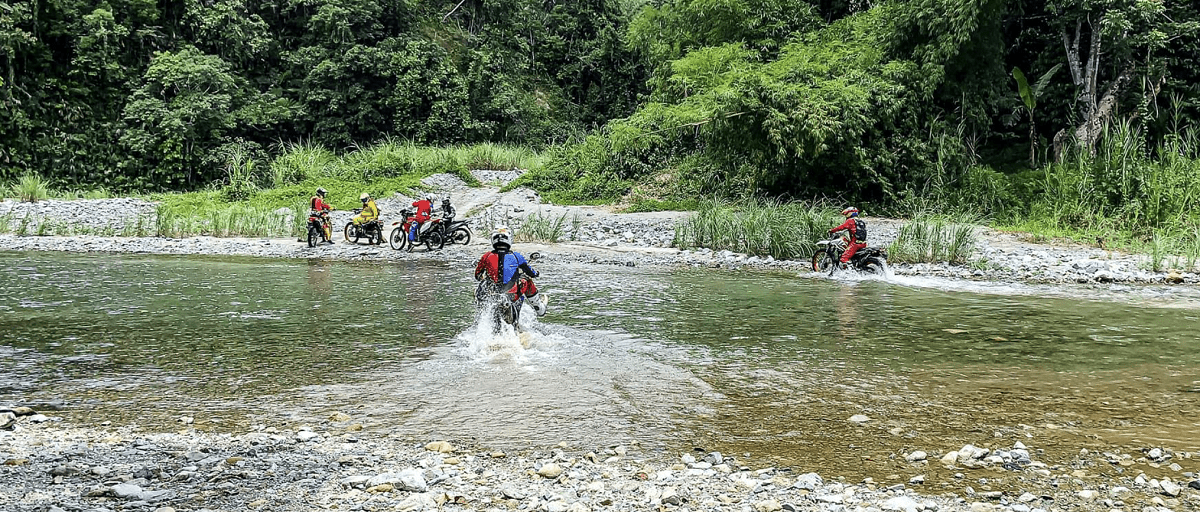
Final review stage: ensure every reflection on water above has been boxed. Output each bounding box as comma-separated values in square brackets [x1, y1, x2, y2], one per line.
[1, 252, 1198, 483]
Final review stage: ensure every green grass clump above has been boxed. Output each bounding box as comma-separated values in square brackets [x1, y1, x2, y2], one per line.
[514, 211, 572, 243]
[887, 214, 979, 264]
[10, 173, 51, 202]
[673, 200, 841, 260]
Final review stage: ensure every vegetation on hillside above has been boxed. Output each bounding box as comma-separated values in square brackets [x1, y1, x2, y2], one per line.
[3, 0, 1200, 259]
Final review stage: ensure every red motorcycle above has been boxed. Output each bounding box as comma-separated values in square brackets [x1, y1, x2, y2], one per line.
[388, 208, 445, 251]
[306, 209, 332, 247]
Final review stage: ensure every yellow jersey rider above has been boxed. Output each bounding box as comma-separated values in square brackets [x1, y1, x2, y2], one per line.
[353, 193, 379, 227]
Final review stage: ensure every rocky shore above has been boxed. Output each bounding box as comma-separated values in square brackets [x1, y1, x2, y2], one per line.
[2, 171, 1195, 287]
[3, 409, 1197, 512]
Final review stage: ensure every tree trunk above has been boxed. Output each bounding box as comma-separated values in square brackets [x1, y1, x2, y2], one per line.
[1053, 14, 1133, 161]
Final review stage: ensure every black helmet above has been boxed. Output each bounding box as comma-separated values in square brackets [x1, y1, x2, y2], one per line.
[316, 187, 327, 197]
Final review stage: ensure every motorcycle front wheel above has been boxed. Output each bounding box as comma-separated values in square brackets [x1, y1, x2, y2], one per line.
[388, 227, 407, 251]
[811, 250, 834, 273]
[450, 226, 472, 245]
[344, 222, 359, 244]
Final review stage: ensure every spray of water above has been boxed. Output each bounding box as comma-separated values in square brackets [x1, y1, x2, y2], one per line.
[456, 296, 555, 362]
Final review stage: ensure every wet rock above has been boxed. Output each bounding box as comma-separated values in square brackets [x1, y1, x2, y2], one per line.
[848, 414, 871, 423]
[906, 451, 928, 462]
[296, 430, 319, 442]
[1188, 479, 1200, 490]
[1160, 480, 1181, 496]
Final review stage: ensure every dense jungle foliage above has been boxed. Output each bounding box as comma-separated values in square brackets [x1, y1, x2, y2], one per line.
[3, 0, 1200, 243]
[1, 0, 645, 189]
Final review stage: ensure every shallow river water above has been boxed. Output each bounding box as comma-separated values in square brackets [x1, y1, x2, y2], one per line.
[2, 252, 1197, 486]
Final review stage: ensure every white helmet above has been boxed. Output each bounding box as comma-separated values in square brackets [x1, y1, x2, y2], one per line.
[491, 226, 512, 249]
[426, 193, 437, 203]
[360, 192, 370, 201]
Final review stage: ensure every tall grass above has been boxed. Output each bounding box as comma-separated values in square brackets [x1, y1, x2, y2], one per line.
[9, 173, 51, 202]
[156, 203, 296, 239]
[1030, 121, 1200, 236]
[673, 200, 841, 260]
[887, 214, 979, 264]
[514, 211, 571, 243]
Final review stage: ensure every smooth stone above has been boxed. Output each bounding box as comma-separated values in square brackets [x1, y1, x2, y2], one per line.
[1160, 480, 1181, 496]
[906, 451, 928, 462]
[538, 463, 563, 479]
[848, 414, 871, 423]
[425, 441, 454, 453]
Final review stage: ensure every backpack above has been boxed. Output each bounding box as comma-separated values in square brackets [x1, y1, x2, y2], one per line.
[854, 219, 867, 242]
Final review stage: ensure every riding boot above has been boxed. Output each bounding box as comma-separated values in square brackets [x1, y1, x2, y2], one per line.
[528, 294, 548, 317]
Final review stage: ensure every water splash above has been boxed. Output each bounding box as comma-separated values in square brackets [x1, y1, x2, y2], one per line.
[455, 298, 558, 362]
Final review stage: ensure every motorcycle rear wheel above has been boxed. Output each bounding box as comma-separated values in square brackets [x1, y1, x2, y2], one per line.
[388, 227, 407, 251]
[450, 226, 472, 245]
[863, 257, 886, 274]
[307, 227, 318, 248]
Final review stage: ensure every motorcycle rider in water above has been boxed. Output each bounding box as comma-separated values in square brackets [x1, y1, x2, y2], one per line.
[829, 207, 867, 268]
[409, 193, 435, 241]
[474, 227, 547, 317]
[310, 187, 334, 243]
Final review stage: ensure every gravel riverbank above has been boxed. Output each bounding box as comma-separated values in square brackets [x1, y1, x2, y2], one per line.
[3, 409, 1197, 512]
[2, 171, 1195, 286]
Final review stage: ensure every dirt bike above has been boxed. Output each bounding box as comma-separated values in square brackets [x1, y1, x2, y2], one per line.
[306, 210, 332, 247]
[439, 217, 473, 246]
[811, 237, 888, 275]
[344, 209, 385, 245]
[387, 208, 445, 251]
[474, 253, 545, 334]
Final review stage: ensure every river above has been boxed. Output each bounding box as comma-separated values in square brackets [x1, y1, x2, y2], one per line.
[2, 252, 1197, 487]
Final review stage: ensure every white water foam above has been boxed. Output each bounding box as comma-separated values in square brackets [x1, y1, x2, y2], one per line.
[455, 300, 561, 362]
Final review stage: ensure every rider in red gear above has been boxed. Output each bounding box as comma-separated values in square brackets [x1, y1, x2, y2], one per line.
[408, 194, 434, 241]
[475, 227, 545, 316]
[310, 187, 333, 242]
[829, 207, 867, 264]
